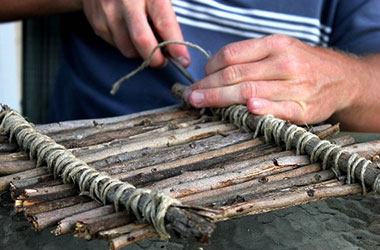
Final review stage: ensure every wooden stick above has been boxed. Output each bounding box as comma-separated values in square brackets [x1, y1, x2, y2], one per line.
[211, 170, 337, 206]
[0, 108, 200, 158]
[27, 201, 102, 231]
[0, 132, 349, 194]
[23, 196, 91, 216]
[149, 150, 294, 190]
[151, 135, 358, 197]
[313, 123, 340, 139]
[98, 223, 149, 240]
[0, 133, 350, 181]
[110, 138, 265, 181]
[78, 121, 236, 164]
[109, 226, 157, 250]
[199, 182, 362, 222]
[0, 107, 195, 154]
[0, 124, 240, 191]
[0, 168, 48, 191]
[0, 151, 28, 162]
[121, 145, 284, 186]
[10, 175, 57, 191]
[180, 163, 322, 205]
[163, 155, 310, 198]
[3, 132, 350, 190]
[89, 132, 252, 170]
[36, 104, 186, 134]
[108, 180, 356, 250]
[15, 185, 78, 210]
[0, 160, 36, 175]
[56, 124, 162, 149]
[0, 132, 252, 176]
[75, 212, 134, 240]
[329, 135, 356, 147]
[16, 184, 75, 199]
[343, 139, 380, 159]
[0, 118, 343, 175]
[126, 115, 214, 140]
[51, 114, 201, 149]
[54, 205, 115, 236]
[73, 176, 215, 242]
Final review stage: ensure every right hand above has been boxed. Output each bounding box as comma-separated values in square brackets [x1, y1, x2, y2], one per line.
[81, 0, 190, 67]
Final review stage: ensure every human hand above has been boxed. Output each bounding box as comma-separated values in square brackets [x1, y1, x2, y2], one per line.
[81, 0, 190, 67]
[186, 34, 364, 125]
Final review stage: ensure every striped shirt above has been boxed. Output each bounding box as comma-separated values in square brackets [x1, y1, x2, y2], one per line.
[173, 0, 331, 46]
[49, 0, 380, 122]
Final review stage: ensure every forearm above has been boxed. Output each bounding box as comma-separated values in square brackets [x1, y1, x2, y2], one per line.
[0, 0, 82, 22]
[330, 54, 380, 132]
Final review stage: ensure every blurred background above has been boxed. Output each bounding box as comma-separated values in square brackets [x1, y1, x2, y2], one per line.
[0, 17, 61, 124]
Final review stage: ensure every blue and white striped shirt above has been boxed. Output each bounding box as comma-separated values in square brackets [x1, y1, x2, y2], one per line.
[49, 0, 380, 121]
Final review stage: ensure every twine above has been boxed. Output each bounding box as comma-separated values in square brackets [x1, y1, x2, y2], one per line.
[0, 108, 181, 239]
[207, 105, 379, 195]
[110, 40, 210, 95]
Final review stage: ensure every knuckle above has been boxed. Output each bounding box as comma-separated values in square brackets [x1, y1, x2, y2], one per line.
[278, 55, 298, 74]
[221, 66, 240, 83]
[132, 31, 151, 47]
[240, 82, 256, 100]
[92, 21, 109, 37]
[219, 45, 237, 65]
[268, 34, 294, 49]
[155, 17, 174, 33]
[121, 47, 138, 58]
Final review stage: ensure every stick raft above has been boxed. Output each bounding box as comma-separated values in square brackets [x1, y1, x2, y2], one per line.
[1, 103, 380, 250]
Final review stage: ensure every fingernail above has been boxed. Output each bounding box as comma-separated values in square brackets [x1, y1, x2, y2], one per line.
[183, 87, 192, 102]
[176, 56, 189, 67]
[251, 100, 263, 110]
[191, 91, 204, 105]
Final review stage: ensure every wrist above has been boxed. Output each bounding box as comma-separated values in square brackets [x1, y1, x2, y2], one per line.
[334, 52, 366, 113]
[329, 53, 379, 131]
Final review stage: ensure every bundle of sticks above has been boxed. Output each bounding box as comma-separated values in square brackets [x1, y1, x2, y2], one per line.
[1, 102, 380, 249]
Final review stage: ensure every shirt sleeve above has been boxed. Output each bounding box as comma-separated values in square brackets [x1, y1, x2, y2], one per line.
[329, 0, 380, 55]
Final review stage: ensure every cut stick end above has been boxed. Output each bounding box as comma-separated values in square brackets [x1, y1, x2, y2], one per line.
[171, 82, 188, 101]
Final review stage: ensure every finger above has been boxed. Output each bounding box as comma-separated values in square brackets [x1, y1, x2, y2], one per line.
[123, 1, 165, 67]
[102, 2, 138, 57]
[247, 98, 306, 125]
[191, 59, 285, 91]
[187, 80, 300, 108]
[205, 37, 269, 75]
[84, 2, 115, 46]
[147, 0, 190, 67]
[205, 34, 295, 75]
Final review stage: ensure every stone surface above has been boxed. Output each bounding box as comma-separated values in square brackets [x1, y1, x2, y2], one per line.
[1, 192, 379, 250]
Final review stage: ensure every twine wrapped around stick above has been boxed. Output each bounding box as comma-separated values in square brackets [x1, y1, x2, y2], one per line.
[1, 40, 380, 244]
[0, 107, 183, 239]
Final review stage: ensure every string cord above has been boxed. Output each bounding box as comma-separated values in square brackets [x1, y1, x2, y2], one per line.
[110, 40, 210, 95]
[0, 108, 181, 239]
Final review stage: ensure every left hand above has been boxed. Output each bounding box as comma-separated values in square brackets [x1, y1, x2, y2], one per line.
[186, 34, 364, 125]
